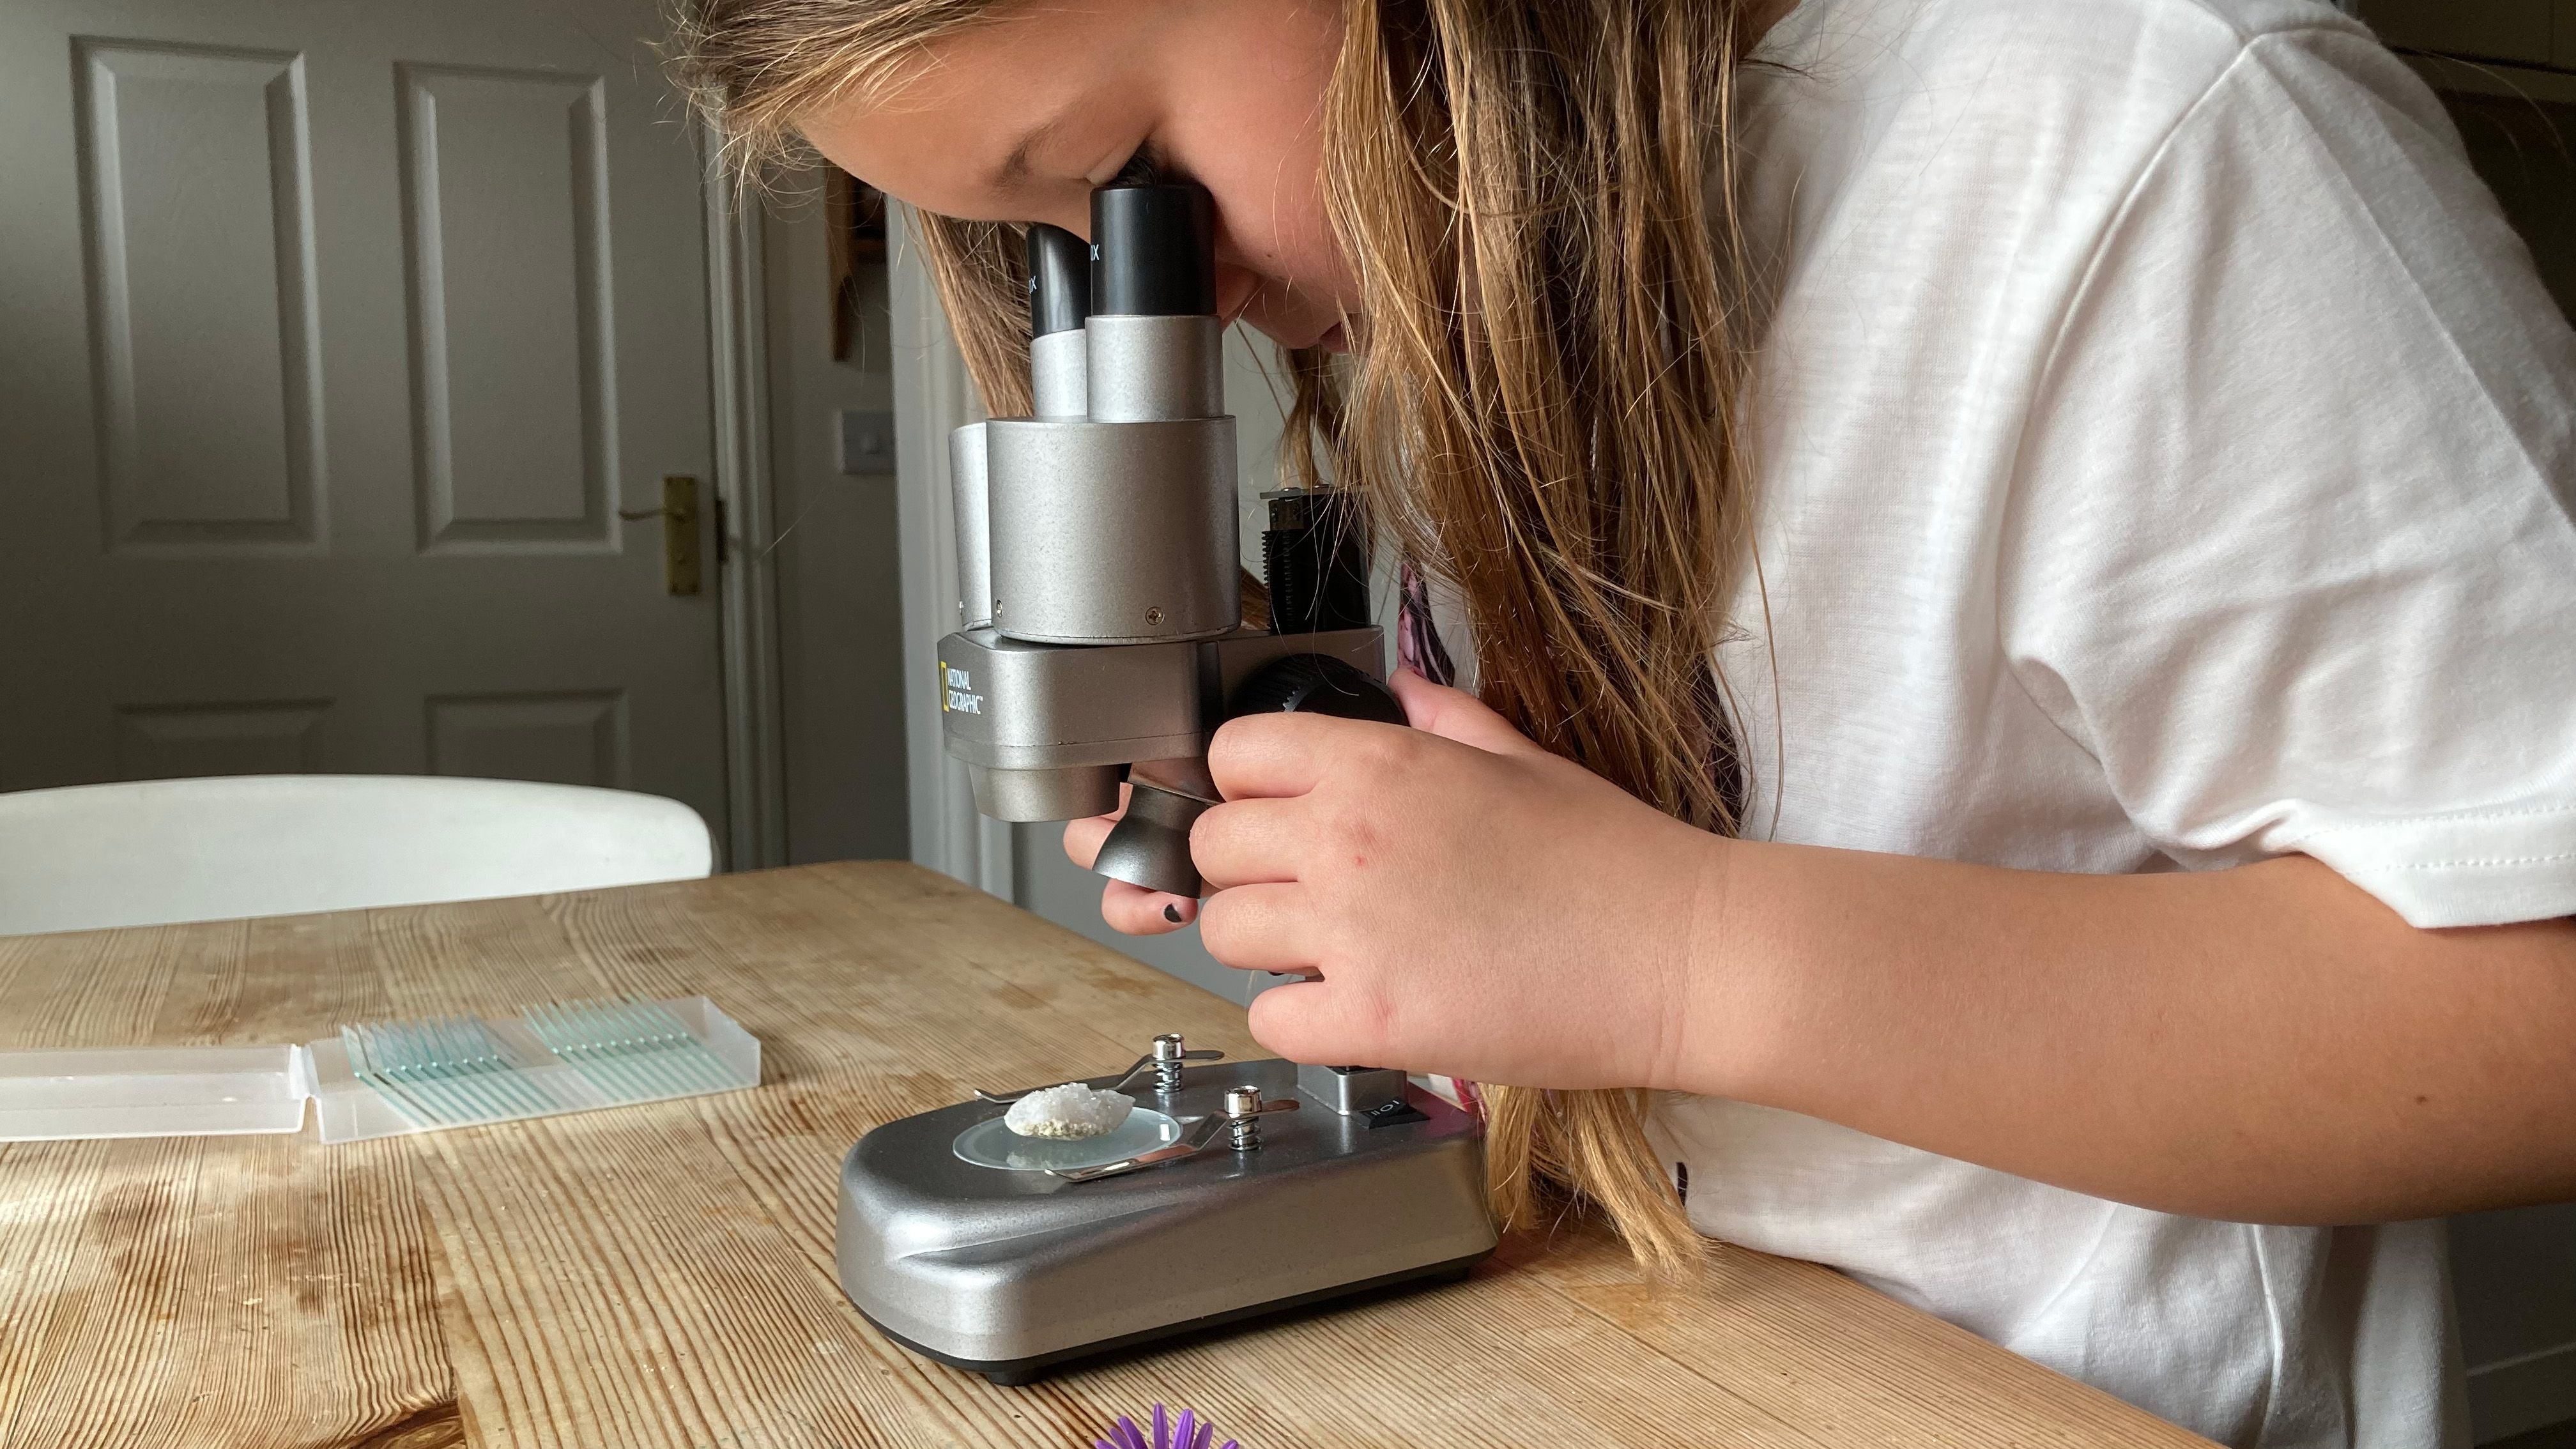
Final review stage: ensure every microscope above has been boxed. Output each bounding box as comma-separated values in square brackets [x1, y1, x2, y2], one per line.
[832, 183, 1495, 1384]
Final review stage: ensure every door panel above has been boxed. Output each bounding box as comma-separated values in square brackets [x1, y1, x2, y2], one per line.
[77, 39, 323, 553]
[1, 0, 727, 833]
[401, 64, 616, 551]
[425, 690, 628, 789]
[113, 700, 330, 780]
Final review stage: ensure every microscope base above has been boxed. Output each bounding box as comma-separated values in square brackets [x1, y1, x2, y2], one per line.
[835, 1057, 1497, 1386]
[853, 1253, 1486, 1386]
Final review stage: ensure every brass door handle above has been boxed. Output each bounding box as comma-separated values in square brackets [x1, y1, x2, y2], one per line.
[624, 475, 702, 595]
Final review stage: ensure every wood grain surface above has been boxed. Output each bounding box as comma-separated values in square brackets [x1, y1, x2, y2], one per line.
[0, 861, 2217, 1449]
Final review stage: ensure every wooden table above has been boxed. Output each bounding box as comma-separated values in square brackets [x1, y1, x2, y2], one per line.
[0, 861, 2212, 1449]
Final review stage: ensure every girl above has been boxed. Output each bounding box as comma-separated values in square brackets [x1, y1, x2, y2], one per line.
[675, 3, 2576, 1444]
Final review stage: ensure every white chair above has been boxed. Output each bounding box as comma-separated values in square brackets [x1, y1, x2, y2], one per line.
[0, 776, 714, 936]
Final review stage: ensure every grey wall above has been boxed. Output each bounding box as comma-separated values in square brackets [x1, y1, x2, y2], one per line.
[762, 180, 911, 864]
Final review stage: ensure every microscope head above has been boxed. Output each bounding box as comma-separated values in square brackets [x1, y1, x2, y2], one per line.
[937, 179, 1395, 898]
[983, 183, 1236, 649]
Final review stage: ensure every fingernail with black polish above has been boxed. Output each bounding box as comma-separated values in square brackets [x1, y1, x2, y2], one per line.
[1163, 903, 1184, 923]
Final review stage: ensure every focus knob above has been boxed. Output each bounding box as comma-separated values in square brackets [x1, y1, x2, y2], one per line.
[1229, 654, 1406, 725]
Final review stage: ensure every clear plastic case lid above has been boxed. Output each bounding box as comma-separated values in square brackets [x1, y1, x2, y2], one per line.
[0, 997, 757, 1144]
[0, 1043, 310, 1141]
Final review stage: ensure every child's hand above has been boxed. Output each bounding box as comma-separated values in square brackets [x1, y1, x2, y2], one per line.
[1192, 670, 1727, 1090]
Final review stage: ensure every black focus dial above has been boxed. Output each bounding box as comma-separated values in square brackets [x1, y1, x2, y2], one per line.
[1229, 654, 1406, 725]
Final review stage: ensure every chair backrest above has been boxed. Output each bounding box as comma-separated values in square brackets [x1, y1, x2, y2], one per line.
[0, 776, 714, 936]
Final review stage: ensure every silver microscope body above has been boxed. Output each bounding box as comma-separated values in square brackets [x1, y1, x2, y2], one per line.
[835, 183, 1495, 1384]
[933, 181, 1402, 898]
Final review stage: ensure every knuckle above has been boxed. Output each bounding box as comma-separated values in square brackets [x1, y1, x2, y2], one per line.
[1344, 723, 1420, 783]
[1315, 797, 1387, 863]
[1347, 990, 1399, 1066]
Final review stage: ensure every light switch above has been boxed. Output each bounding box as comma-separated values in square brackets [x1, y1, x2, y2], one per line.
[838, 410, 897, 475]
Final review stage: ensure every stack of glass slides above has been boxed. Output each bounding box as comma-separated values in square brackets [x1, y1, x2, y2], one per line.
[0, 997, 759, 1144]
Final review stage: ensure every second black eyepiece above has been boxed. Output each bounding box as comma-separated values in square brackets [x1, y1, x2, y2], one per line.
[1091, 183, 1216, 318]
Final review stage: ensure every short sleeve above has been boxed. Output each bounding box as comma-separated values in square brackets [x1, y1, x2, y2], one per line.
[1999, 26, 2576, 928]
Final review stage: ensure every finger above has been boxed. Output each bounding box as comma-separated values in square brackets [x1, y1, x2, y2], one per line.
[1196, 884, 1322, 974]
[1061, 781, 1135, 871]
[1096, 878, 1199, 935]
[1063, 813, 1115, 871]
[1208, 710, 1385, 801]
[1389, 668, 1549, 758]
[1190, 797, 1308, 890]
[1246, 976, 1392, 1071]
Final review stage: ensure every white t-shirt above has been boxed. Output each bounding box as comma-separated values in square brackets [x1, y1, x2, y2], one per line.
[1631, 1, 2576, 1446]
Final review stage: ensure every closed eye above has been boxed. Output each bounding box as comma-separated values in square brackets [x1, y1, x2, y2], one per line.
[1110, 139, 1165, 187]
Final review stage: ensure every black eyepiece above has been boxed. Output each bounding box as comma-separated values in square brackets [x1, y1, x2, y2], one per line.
[1091, 181, 1216, 318]
[1027, 224, 1091, 337]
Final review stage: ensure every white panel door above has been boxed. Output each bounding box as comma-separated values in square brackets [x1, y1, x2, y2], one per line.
[0, 0, 726, 830]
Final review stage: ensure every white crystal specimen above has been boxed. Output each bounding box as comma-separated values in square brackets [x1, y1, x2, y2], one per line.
[1003, 1082, 1136, 1139]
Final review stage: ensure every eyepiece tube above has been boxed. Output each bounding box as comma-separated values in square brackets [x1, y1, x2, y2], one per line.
[1027, 224, 1091, 418]
[1084, 181, 1222, 421]
[1027, 224, 1091, 337]
[1092, 183, 1216, 318]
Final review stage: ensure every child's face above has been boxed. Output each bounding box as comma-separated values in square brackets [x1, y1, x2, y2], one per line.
[804, 0, 1356, 352]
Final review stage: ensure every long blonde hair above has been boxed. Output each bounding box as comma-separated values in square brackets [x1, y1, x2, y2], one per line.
[674, 0, 1763, 1274]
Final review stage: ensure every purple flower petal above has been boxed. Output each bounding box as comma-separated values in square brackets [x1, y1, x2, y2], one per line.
[1095, 1402, 1239, 1449]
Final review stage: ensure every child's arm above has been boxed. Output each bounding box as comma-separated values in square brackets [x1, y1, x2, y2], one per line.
[1190, 671, 2576, 1226]
[1680, 829, 2576, 1225]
